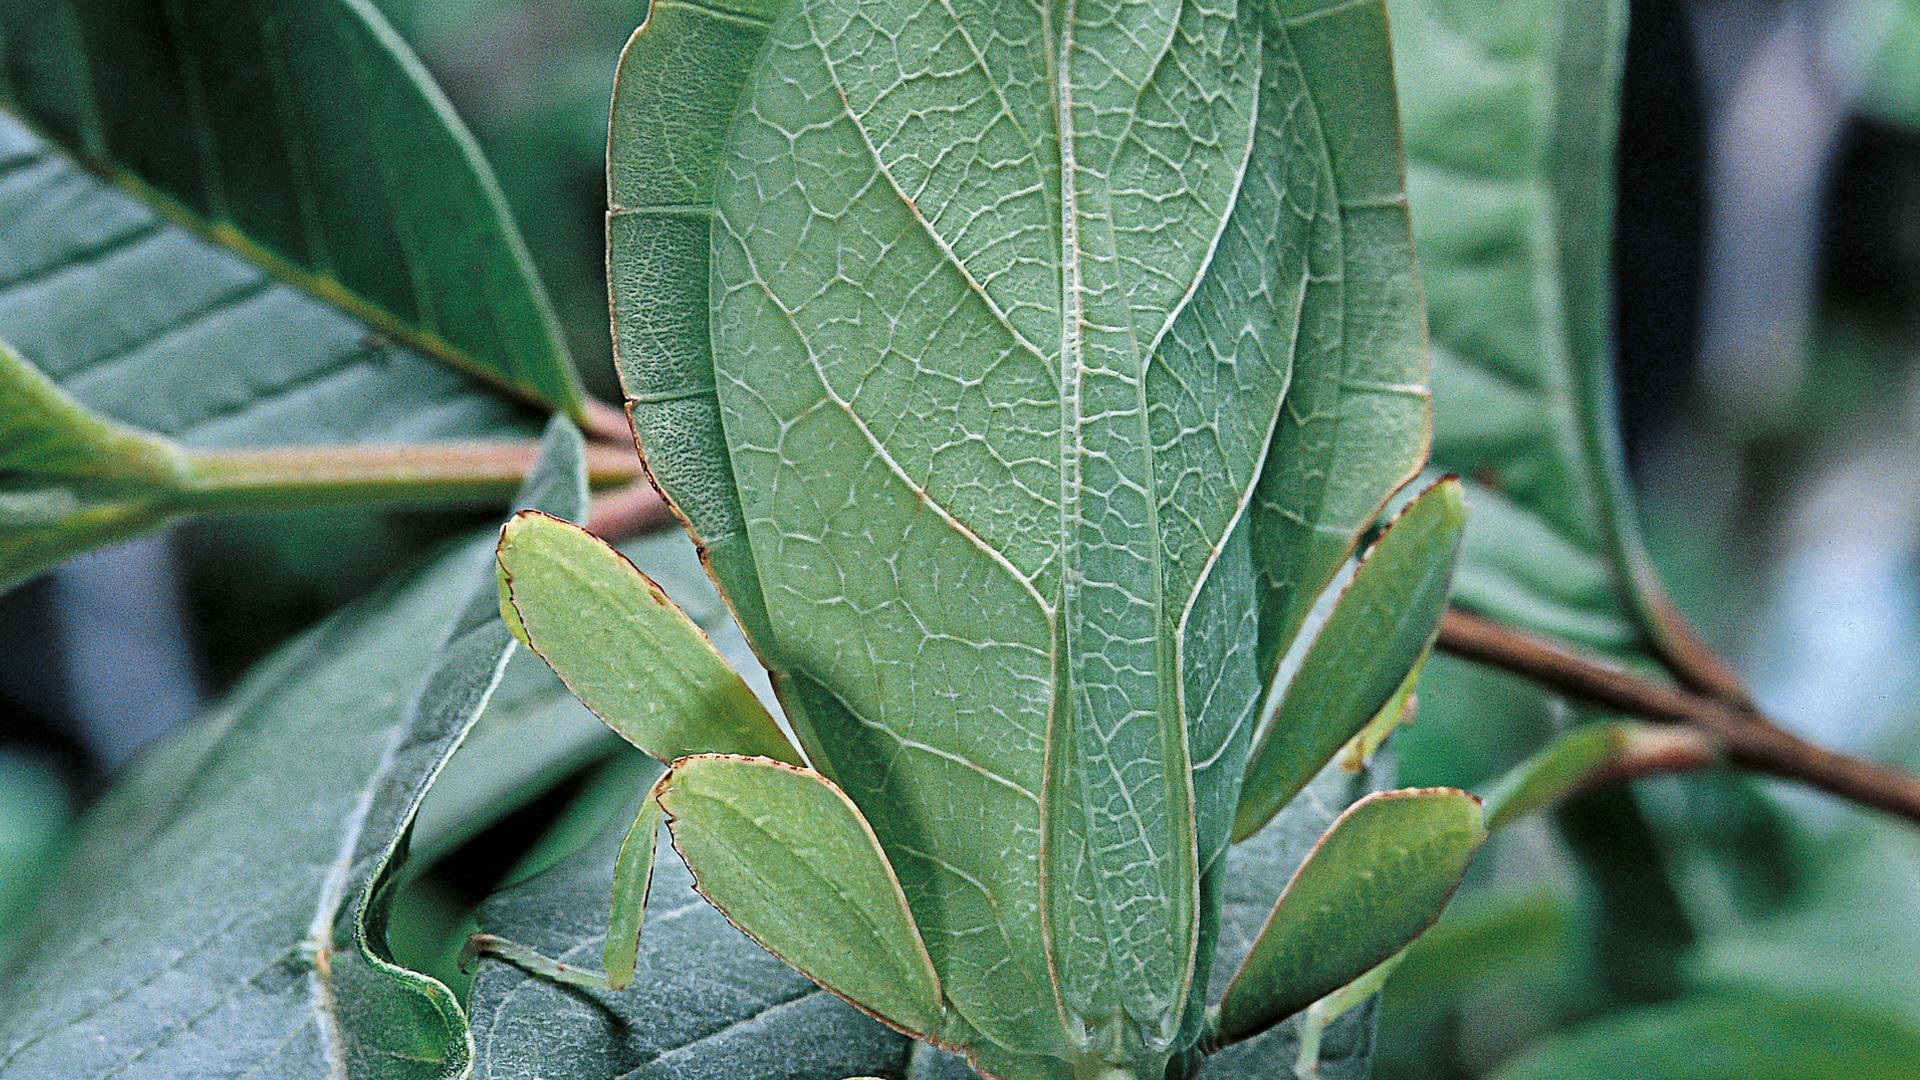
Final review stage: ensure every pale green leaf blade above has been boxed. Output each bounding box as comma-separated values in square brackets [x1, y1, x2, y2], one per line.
[463, 747, 1390, 1078]
[1392, 0, 1676, 661]
[1214, 787, 1485, 1044]
[1235, 478, 1465, 841]
[657, 754, 947, 1042]
[0, 0, 583, 416]
[609, 0, 787, 655]
[601, 793, 662, 988]
[1201, 757, 1392, 1079]
[1248, 0, 1434, 677]
[495, 509, 798, 765]
[468, 779, 920, 1080]
[612, 0, 1427, 1061]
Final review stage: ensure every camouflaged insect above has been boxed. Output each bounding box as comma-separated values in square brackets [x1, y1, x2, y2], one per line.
[488, 1, 1485, 1076]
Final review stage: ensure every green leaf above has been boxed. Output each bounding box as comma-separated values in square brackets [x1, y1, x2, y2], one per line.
[1234, 478, 1465, 841]
[1214, 788, 1485, 1045]
[0, 335, 181, 584]
[612, 0, 1427, 1065]
[656, 755, 947, 1043]
[1390, 0, 1669, 661]
[1489, 990, 1920, 1080]
[0, 336, 611, 591]
[350, 417, 589, 1067]
[468, 777, 924, 1080]
[495, 510, 798, 766]
[0, 333, 188, 484]
[0, 0, 582, 417]
[0, 420, 584, 1078]
[465, 720, 1389, 1079]
[1480, 722, 1716, 832]
[0, 534, 489, 1077]
[1202, 758, 1392, 1079]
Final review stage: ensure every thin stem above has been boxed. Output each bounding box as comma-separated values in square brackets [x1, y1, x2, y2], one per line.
[177, 439, 645, 512]
[1641, 588, 1756, 709]
[580, 398, 636, 445]
[585, 480, 669, 542]
[1437, 608, 1920, 825]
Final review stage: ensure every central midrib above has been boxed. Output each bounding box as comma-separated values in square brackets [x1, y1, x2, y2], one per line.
[1045, 0, 1192, 1048]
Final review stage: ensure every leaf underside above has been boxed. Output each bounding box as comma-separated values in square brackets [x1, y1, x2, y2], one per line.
[1235, 477, 1465, 841]
[611, 0, 1427, 1067]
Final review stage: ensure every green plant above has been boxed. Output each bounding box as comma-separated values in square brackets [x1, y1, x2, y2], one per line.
[3, 0, 1918, 1078]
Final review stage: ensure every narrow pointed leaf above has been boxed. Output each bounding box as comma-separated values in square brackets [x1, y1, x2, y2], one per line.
[1235, 479, 1466, 841]
[657, 755, 946, 1042]
[601, 793, 662, 989]
[1481, 723, 1718, 833]
[0, 0, 582, 416]
[1215, 788, 1485, 1044]
[495, 509, 798, 766]
[613, 0, 1428, 1062]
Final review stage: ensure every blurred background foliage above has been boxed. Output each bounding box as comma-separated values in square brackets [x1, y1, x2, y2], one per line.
[1, 0, 1917, 1076]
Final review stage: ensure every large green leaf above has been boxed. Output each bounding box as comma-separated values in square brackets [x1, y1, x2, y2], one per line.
[1389, 0, 1663, 660]
[611, 0, 1427, 1068]
[0, 0, 582, 417]
[0, 536, 485, 1077]
[0, 0, 640, 594]
[0, 420, 584, 1079]
[349, 419, 590, 1070]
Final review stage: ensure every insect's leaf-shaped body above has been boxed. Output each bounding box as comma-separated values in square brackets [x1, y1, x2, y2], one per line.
[614, 0, 1427, 1071]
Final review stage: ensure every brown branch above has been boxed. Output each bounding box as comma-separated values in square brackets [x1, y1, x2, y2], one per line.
[586, 480, 671, 543]
[580, 398, 637, 445]
[1437, 608, 1920, 826]
[1641, 588, 1756, 710]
